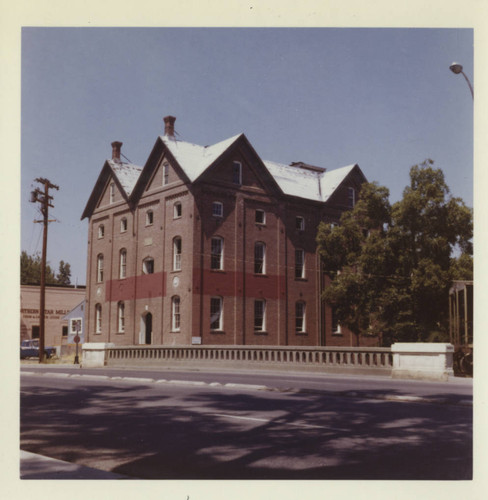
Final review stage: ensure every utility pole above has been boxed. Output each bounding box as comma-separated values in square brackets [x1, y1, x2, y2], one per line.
[30, 178, 59, 363]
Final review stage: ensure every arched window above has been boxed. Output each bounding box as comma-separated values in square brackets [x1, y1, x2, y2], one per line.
[118, 301, 125, 333]
[211, 237, 224, 270]
[254, 242, 266, 274]
[98, 224, 104, 239]
[95, 304, 102, 333]
[173, 237, 182, 270]
[97, 254, 104, 282]
[143, 257, 154, 275]
[295, 301, 306, 333]
[295, 249, 305, 279]
[173, 202, 182, 219]
[146, 210, 154, 226]
[172, 296, 181, 332]
[254, 299, 266, 332]
[119, 249, 127, 279]
[120, 217, 128, 232]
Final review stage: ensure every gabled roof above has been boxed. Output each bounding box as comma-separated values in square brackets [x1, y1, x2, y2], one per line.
[108, 160, 142, 197]
[264, 161, 364, 203]
[161, 134, 243, 182]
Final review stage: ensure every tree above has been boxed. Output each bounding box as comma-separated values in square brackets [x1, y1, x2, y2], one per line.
[317, 160, 473, 346]
[57, 260, 72, 286]
[20, 251, 72, 286]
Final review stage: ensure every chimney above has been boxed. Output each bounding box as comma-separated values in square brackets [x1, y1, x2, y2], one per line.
[164, 115, 176, 137]
[111, 141, 123, 162]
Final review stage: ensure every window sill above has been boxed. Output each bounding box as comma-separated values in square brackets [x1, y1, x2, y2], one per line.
[295, 331, 308, 336]
[210, 269, 226, 273]
[254, 331, 268, 335]
[210, 330, 225, 334]
[295, 277, 308, 282]
[253, 273, 268, 278]
[332, 332, 343, 336]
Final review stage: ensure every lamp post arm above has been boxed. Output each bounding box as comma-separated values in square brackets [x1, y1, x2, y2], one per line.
[461, 70, 474, 99]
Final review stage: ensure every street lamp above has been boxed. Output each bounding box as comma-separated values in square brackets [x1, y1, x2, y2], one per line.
[449, 62, 474, 99]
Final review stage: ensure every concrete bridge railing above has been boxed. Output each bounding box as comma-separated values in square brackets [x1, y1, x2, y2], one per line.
[82, 342, 454, 380]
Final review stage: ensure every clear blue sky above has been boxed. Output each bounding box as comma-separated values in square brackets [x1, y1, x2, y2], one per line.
[21, 28, 473, 285]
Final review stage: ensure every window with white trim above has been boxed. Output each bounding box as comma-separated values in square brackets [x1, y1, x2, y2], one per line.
[332, 308, 342, 334]
[211, 237, 224, 270]
[97, 254, 104, 283]
[173, 237, 182, 271]
[117, 301, 125, 333]
[232, 161, 242, 185]
[70, 318, 82, 334]
[212, 201, 223, 217]
[95, 304, 102, 333]
[98, 225, 104, 239]
[109, 183, 115, 204]
[255, 209, 266, 224]
[295, 301, 306, 333]
[295, 249, 305, 279]
[296, 216, 305, 231]
[174, 202, 182, 219]
[254, 242, 266, 274]
[146, 210, 154, 226]
[119, 249, 127, 279]
[143, 257, 154, 275]
[254, 299, 266, 332]
[172, 296, 181, 332]
[120, 217, 128, 232]
[210, 297, 223, 330]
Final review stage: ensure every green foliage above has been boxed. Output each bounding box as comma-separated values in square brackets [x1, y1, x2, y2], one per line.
[20, 251, 71, 286]
[317, 160, 473, 346]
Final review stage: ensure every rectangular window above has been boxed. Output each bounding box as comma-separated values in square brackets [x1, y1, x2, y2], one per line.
[120, 250, 127, 279]
[110, 183, 115, 203]
[210, 297, 223, 330]
[296, 216, 305, 231]
[212, 202, 223, 217]
[211, 237, 224, 270]
[232, 161, 242, 185]
[172, 297, 181, 331]
[347, 187, 356, 208]
[332, 308, 341, 334]
[146, 211, 153, 226]
[120, 218, 128, 232]
[295, 302, 306, 333]
[62, 325, 68, 337]
[295, 249, 305, 279]
[255, 209, 266, 224]
[254, 242, 266, 274]
[254, 300, 266, 332]
[95, 305, 102, 334]
[173, 238, 182, 270]
[163, 163, 169, 185]
[97, 255, 104, 283]
[31, 326, 40, 339]
[174, 202, 182, 219]
[118, 303, 125, 333]
[70, 318, 82, 334]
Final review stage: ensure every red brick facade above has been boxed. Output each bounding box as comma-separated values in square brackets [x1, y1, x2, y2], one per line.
[82, 118, 379, 347]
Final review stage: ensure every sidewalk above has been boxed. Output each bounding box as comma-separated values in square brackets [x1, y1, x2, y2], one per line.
[20, 450, 131, 479]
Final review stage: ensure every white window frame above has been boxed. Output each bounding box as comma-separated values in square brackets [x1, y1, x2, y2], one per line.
[232, 161, 242, 185]
[255, 209, 266, 224]
[119, 249, 127, 279]
[254, 299, 266, 332]
[296, 216, 305, 231]
[120, 217, 128, 233]
[173, 202, 182, 219]
[97, 254, 104, 283]
[212, 201, 223, 218]
[295, 249, 305, 279]
[70, 318, 82, 334]
[118, 301, 125, 333]
[109, 183, 115, 204]
[146, 210, 154, 226]
[295, 301, 306, 333]
[254, 242, 266, 274]
[95, 304, 102, 333]
[173, 237, 182, 271]
[211, 237, 224, 270]
[332, 308, 342, 334]
[172, 296, 181, 332]
[210, 297, 223, 331]
[98, 225, 104, 239]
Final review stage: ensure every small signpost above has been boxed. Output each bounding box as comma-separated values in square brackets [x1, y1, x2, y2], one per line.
[74, 320, 81, 364]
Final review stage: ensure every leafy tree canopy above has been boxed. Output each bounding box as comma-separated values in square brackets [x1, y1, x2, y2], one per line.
[21, 251, 72, 286]
[317, 160, 473, 346]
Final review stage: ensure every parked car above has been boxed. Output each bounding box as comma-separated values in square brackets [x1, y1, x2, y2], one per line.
[20, 339, 55, 359]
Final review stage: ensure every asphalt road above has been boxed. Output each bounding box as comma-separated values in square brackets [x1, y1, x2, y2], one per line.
[20, 368, 472, 480]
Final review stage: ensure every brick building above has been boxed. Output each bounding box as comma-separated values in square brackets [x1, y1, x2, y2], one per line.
[81, 116, 377, 347]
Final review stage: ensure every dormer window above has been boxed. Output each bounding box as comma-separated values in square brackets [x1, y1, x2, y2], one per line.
[232, 161, 242, 185]
[296, 216, 305, 231]
[212, 202, 223, 218]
